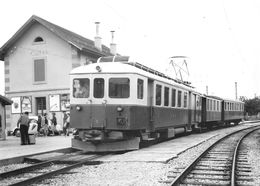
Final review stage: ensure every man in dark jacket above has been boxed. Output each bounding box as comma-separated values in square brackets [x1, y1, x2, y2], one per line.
[17, 112, 30, 145]
[51, 112, 57, 135]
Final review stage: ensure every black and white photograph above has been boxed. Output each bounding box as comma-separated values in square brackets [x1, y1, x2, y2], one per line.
[0, 0, 260, 185]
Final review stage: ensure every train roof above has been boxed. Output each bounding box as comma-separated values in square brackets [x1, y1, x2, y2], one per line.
[204, 94, 244, 103]
[70, 56, 194, 90]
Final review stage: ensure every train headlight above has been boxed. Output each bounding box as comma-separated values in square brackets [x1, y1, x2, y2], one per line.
[76, 105, 82, 111]
[96, 65, 102, 72]
[117, 106, 124, 112]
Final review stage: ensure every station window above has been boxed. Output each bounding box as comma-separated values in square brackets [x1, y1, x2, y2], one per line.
[34, 36, 44, 43]
[213, 100, 216, 111]
[109, 78, 130, 98]
[137, 79, 144, 99]
[73, 78, 90, 98]
[206, 99, 209, 111]
[164, 87, 169, 106]
[34, 59, 45, 82]
[177, 90, 182, 107]
[171, 89, 176, 107]
[94, 78, 104, 98]
[156, 84, 162, 106]
[184, 92, 188, 108]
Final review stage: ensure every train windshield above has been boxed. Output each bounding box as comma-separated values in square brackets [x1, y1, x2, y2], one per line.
[109, 78, 130, 98]
[73, 78, 90, 98]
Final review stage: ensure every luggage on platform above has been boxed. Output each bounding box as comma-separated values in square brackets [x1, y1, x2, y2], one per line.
[29, 134, 36, 144]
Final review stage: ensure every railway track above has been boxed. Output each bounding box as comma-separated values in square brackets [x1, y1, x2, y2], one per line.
[164, 126, 260, 186]
[0, 151, 106, 186]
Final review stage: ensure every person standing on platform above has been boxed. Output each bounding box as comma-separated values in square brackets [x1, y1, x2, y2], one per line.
[62, 111, 68, 135]
[51, 112, 57, 135]
[65, 113, 70, 136]
[37, 115, 42, 134]
[42, 113, 49, 136]
[17, 112, 30, 145]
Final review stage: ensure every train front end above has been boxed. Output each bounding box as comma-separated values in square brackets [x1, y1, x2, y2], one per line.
[69, 62, 148, 151]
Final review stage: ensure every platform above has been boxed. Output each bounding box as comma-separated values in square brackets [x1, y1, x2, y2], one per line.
[0, 122, 259, 165]
[97, 122, 260, 163]
[0, 135, 72, 165]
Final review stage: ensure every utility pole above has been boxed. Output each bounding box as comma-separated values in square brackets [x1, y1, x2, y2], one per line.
[235, 82, 237, 100]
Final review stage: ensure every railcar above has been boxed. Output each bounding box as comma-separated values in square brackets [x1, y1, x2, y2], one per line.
[69, 56, 244, 151]
[200, 95, 223, 129]
[223, 99, 244, 125]
[70, 56, 202, 151]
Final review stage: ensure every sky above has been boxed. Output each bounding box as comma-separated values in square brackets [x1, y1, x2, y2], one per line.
[0, 0, 259, 99]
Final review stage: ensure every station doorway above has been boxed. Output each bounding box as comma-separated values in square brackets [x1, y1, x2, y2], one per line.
[36, 97, 46, 115]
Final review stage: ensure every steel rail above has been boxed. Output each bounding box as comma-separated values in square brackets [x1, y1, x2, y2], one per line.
[231, 127, 260, 186]
[0, 150, 86, 179]
[8, 154, 103, 186]
[170, 126, 260, 186]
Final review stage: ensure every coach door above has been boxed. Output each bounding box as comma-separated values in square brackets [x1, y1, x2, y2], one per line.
[189, 92, 196, 124]
[90, 77, 107, 129]
[148, 79, 154, 131]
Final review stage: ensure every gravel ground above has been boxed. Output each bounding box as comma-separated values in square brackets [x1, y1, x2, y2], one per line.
[1, 123, 260, 186]
[244, 129, 260, 186]
[0, 163, 31, 173]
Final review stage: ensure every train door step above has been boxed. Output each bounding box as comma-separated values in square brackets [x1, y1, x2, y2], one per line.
[143, 138, 156, 141]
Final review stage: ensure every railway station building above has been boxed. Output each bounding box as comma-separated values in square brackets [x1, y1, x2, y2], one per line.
[0, 95, 12, 140]
[0, 15, 115, 131]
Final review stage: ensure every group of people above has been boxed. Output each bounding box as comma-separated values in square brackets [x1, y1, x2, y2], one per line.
[17, 111, 71, 145]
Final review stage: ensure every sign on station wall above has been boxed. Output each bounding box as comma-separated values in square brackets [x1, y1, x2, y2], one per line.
[60, 94, 70, 111]
[21, 96, 32, 113]
[49, 94, 61, 112]
[11, 97, 21, 114]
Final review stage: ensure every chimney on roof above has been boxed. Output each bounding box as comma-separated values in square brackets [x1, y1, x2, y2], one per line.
[110, 30, 117, 55]
[94, 22, 102, 51]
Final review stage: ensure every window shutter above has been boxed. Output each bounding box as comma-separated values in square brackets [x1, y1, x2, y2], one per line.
[34, 59, 45, 82]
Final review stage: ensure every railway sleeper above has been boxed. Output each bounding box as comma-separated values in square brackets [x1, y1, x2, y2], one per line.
[236, 165, 252, 169]
[200, 158, 229, 162]
[183, 178, 230, 186]
[194, 166, 231, 171]
[235, 180, 254, 186]
[197, 163, 231, 167]
[190, 171, 230, 176]
[186, 174, 230, 180]
[194, 166, 230, 171]
[236, 168, 252, 172]
[236, 171, 253, 176]
[236, 177, 254, 182]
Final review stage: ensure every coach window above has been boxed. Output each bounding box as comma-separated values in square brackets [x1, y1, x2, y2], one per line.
[94, 78, 104, 98]
[171, 89, 176, 107]
[73, 79, 89, 98]
[109, 78, 130, 98]
[137, 79, 144, 99]
[164, 87, 169, 106]
[156, 84, 162, 106]
[177, 90, 182, 107]
[184, 92, 188, 108]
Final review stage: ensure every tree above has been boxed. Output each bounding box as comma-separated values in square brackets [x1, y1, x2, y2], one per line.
[243, 97, 260, 115]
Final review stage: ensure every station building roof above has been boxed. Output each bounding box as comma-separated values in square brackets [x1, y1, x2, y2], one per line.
[0, 95, 12, 105]
[0, 15, 112, 60]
